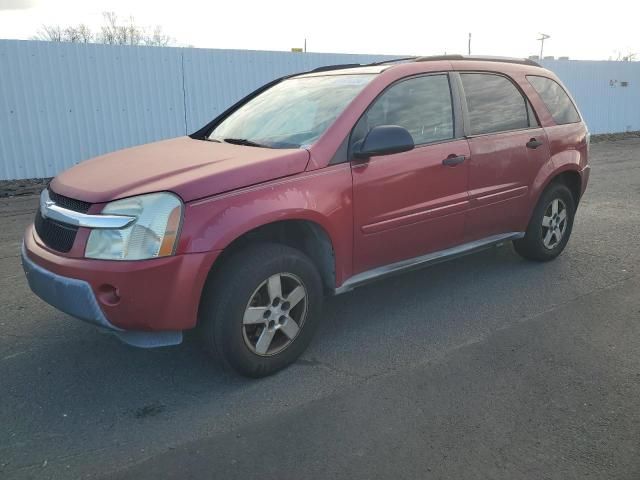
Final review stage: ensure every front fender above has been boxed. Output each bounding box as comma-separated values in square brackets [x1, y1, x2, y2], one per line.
[177, 164, 354, 286]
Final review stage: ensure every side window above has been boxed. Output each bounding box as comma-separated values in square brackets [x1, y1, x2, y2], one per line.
[352, 74, 454, 148]
[461, 73, 529, 135]
[527, 75, 581, 125]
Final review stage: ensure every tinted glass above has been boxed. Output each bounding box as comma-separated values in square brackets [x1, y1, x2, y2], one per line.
[527, 75, 581, 124]
[461, 73, 529, 135]
[209, 74, 374, 148]
[353, 75, 453, 146]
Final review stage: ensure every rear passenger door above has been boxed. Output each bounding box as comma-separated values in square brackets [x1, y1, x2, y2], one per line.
[457, 72, 550, 241]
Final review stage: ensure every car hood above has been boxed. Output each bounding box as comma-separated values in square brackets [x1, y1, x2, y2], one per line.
[50, 137, 311, 204]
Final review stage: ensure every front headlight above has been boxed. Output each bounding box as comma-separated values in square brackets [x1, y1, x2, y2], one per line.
[85, 192, 183, 260]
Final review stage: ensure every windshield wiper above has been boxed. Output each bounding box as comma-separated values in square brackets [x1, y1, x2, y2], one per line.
[223, 138, 270, 148]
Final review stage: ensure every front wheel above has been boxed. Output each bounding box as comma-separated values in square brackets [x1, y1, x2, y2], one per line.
[513, 183, 576, 262]
[199, 243, 323, 377]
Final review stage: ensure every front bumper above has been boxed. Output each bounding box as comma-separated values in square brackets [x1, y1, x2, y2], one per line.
[580, 164, 591, 198]
[22, 225, 220, 347]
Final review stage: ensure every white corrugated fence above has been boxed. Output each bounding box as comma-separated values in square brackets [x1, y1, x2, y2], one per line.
[1, 39, 638, 180]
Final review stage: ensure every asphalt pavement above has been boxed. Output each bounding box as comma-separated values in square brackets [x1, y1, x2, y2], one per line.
[1, 139, 639, 479]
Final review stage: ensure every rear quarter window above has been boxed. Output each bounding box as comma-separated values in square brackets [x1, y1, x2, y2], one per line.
[527, 75, 581, 125]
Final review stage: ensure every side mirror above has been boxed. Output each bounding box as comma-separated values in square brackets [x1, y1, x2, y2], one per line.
[353, 125, 415, 159]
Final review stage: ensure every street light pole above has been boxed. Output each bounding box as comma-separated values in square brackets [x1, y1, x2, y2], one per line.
[538, 33, 550, 59]
[468, 33, 471, 55]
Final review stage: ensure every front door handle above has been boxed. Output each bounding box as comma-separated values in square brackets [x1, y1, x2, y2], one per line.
[526, 138, 543, 149]
[442, 154, 466, 166]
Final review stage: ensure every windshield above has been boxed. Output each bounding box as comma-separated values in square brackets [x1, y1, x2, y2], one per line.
[208, 74, 375, 148]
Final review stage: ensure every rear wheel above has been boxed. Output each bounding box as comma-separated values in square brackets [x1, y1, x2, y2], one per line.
[200, 243, 323, 377]
[513, 183, 576, 261]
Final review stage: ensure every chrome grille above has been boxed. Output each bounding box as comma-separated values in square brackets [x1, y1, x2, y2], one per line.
[34, 189, 92, 253]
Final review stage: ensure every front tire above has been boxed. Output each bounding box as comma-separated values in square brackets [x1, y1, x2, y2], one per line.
[514, 182, 576, 262]
[200, 243, 323, 378]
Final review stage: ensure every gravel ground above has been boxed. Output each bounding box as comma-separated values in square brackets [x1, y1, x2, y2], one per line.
[0, 139, 639, 479]
[0, 178, 50, 198]
[591, 131, 640, 143]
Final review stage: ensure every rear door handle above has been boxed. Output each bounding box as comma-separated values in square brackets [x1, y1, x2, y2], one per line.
[442, 154, 466, 166]
[526, 138, 543, 149]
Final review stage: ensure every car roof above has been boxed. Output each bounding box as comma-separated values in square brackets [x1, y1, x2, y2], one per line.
[294, 55, 543, 78]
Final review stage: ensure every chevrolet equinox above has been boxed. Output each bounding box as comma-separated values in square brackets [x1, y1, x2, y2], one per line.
[22, 55, 590, 377]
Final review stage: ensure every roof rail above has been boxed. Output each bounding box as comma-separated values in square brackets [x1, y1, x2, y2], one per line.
[414, 55, 465, 62]
[310, 63, 363, 73]
[310, 57, 419, 72]
[414, 54, 541, 67]
[368, 56, 419, 66]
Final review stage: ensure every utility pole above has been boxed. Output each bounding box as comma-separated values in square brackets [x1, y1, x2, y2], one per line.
[538, 33, 550, 59]
[468, 33, 471, 55]
[304, 38, 307, 53]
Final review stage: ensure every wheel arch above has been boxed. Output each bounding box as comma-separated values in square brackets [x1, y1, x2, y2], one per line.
[205, 219, 337, 294]
[539, 166, 583, 206]
[552, 170, 582, 206]
[526, 159, 584, 229]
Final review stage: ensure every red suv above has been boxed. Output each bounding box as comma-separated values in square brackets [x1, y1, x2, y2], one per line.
[22, 55, 590, 377]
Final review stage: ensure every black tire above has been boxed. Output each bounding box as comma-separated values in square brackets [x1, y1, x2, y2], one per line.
[513, 182, 576, 262]
[199, 243, 323, 378]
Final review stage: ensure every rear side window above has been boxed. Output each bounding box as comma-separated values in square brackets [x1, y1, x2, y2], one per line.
[527, 75, 581, 124]
[461, 73, 529, 135]
[352, 74, 454, 146]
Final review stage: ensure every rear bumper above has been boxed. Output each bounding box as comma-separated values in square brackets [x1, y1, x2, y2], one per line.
[22, 224, 220, 347]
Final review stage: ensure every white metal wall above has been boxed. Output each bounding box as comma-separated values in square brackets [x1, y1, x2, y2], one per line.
[1, 40, 638, 180]
[0, 41, 186, 180]
[0, 40, 391, 180]
[541, 59, 640, 135]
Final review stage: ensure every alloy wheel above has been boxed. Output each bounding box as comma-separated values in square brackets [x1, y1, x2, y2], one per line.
[541, 198, 568, 250]
[242, 273, 308, 356]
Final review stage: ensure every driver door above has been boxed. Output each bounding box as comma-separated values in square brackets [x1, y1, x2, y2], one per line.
[350, 73, 471, 274]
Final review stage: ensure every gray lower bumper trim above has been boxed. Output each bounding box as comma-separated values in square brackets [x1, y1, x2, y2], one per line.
[115, 330, 183, 348]
[21, 243, 182, 348]
[22, 243, 118, 330]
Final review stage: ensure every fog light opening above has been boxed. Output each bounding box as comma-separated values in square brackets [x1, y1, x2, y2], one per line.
[97, 284, 121, 306]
